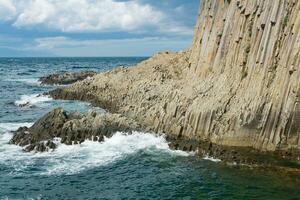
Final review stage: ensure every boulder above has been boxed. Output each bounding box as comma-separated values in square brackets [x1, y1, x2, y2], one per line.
[9, 108, 141, 152]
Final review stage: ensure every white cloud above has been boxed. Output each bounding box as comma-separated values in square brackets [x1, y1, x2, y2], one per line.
[0, 0, 16, 20]
[29, 36, 191, 56]
[0, 0, 192, 35]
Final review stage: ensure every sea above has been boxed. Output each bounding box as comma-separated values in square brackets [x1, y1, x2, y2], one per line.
[0, 57, 299, 200]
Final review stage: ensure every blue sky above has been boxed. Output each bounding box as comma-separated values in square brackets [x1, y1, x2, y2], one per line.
[0, 0, 200, 57]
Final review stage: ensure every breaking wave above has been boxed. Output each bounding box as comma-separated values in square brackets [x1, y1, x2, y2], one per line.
[0, 131, 190, 176]
[0, 122, 34, 133]
[14, 94, 52, 107]
[4, 78, 41, 85]
[203, 155, 221, 162]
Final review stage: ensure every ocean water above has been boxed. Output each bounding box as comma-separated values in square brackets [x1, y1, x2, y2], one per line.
[0, 57, 299, 200]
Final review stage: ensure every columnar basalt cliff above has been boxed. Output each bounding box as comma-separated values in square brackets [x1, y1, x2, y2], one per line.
[187, 0, 300, 152]
[14, 0, 300, 161]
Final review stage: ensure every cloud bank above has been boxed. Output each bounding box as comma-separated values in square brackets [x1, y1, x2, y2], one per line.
[28, 36, 189, 56]
[0, 0, 192, 35]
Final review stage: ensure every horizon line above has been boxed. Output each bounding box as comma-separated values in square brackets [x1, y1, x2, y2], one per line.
[0, 56, 150, 58]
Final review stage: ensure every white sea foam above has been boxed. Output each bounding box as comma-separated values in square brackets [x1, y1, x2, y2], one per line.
[203, 155, 221, 162]
[15, 94, 52, 107]
[18, 78, 41, 85]
[0, 131, 190, 176]
[5, 78, 41, 85]
[0, 122, 33, 132]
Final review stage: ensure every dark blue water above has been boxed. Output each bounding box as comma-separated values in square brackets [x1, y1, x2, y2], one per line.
[0, 58, 299, 200]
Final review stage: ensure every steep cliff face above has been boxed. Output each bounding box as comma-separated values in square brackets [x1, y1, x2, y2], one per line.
[49, 0, 300, 155]
[185, 0, 300, 151]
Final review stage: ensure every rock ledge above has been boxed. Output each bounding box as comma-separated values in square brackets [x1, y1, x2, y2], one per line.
[39, 71, 97, 85]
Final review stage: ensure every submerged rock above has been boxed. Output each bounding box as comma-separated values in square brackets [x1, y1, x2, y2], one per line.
[10, 108, 141, 152]
[39, 71, 97, 85]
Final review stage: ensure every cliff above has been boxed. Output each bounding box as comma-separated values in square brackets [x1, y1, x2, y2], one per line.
[23, 0, 300, 161]
[187, 0, 300, 152]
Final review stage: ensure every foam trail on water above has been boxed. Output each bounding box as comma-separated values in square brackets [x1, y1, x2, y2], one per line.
[0, 131, 190, 176]
[15, 94, 52, 107]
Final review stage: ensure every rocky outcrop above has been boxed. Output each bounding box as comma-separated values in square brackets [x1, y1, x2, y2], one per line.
[10, 108, 141, 152]
[39, 71, 96, 85]
[48, 0, 300, 162]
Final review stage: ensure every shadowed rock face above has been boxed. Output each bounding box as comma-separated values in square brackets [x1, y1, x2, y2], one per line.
[47, 0, 300, 161]
[10, 108, 141, 152]
[39, 71, 97, 85]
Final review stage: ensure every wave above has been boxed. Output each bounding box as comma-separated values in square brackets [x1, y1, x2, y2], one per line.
[0, 132, 190, 176]
[203, 155, 221, 162]
[0, 122, 34, 132]
[4, 78, 41, 85]
[15, 94, 52, 107]
[18, 78, 41, 85]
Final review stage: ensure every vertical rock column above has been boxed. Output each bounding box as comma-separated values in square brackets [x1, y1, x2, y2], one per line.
[183, 0, 300, 151]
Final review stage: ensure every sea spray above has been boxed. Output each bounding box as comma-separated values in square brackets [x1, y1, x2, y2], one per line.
[14, 94, 52, 107]
[0, 131, 190, 176]
[0, 122, 34, 132]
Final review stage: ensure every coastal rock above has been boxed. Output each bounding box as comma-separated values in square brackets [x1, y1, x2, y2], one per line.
[47, 0, 300, 162]
[39, 71, 97, 85]
[10, 108, 141, 152]
[13, 0, 298, 168]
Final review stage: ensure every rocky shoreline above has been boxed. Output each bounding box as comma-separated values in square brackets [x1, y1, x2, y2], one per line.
[45, 52, 300, 165]
[9, 105, 300, 172]
[9, 0, 300, 172]
[10, 108, 141, 152]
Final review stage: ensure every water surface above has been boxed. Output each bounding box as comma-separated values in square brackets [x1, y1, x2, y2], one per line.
[0, 57, 299, 200]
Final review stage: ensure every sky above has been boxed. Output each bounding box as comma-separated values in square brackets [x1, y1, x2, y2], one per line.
[0, 0, 200, 57]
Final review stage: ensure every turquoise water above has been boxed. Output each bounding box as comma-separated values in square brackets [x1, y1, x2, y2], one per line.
[0, 58, 299, 200]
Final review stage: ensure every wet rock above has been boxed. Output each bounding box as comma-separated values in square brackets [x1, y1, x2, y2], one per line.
[10, 108, 141, 152]
[39, 71, 97, 85]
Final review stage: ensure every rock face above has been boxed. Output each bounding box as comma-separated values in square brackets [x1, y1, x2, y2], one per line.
[47, 0, 300, 160]
[10, 108, 141, 152]
[39, 71, 96, 85]
[187, 0, 300, 153]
